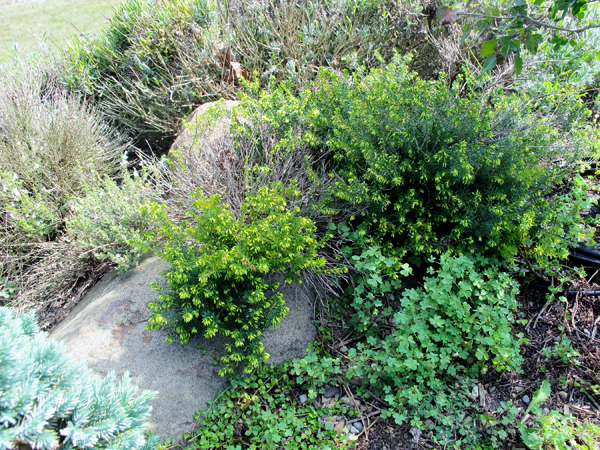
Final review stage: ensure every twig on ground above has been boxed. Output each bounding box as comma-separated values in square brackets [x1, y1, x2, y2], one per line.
[347, 410, 381, 426]
[343, 384, 368, 440]
[531, 298, 553, 329]
[364, 390, 393, 408]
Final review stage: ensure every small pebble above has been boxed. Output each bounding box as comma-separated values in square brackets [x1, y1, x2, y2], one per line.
[523, 395, 531, 404]
[334, 421, 345, 434]
[325, 398, 338, 408]
[299, 394, 308, 403]
[340, 345, 349, 353]
[353, 421, 363, 432]
[350, 425, 361, 434]
[325, 387, 340, 398]
[313, 400, 321, 409]
[559, 391, 568, 401]
[410, 427, 422, 443]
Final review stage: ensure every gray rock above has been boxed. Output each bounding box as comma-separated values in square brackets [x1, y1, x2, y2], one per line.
[523, 395, 531, 404]
[299, 394, 308, 404]
[350, 425, 361, 434]
[353, 421, 363, 432]
[324, 387, 340, 398]
[50, 256, 318, 442]
[323, 398, 338, 408]
[410, 427, 422, 443]
[169, 100, 240, 156]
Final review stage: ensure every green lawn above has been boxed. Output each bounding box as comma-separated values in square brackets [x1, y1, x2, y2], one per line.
[0, 0, 119, 62]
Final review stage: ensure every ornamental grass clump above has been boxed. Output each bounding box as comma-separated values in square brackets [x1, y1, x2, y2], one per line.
[63, 0, 236, 154]
[221, 0, 402, 89]
[0, 61, 124, 215]
[0, 307, 157, 450]
[138, 182, 335, 375]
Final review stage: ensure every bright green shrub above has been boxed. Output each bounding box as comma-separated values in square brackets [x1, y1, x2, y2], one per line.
[138, 183, 332, 375]
[66, 168, 161, 272]
[254, 55, 594, 261]
[0, 307, 158, 450]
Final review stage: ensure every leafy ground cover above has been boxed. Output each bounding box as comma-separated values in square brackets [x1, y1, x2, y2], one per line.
[2, 0, 600, 449]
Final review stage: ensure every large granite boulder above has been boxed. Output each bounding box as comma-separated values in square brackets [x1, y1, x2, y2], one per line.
[50, 256, 317, 442]
[170, 100, 240, 155]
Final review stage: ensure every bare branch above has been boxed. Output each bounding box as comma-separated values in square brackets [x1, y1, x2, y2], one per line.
[456, 11, 600, 33]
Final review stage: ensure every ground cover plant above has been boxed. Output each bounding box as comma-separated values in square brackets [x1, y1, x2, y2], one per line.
[2, 0, 600, 449]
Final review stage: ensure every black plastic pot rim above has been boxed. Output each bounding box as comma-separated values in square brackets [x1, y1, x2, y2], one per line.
[530, 281, 600, 298]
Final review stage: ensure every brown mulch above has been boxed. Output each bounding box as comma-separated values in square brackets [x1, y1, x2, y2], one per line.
[36, 260, 113, 331]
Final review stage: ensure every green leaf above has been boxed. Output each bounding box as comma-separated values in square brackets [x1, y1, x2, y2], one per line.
[481, 39, 498, 57]
[518, 425, 543, 449]
[525, 379, 551, 416]
[481, 54, 497, 73]
[461, 23, 473, 44]
[514, 55, 523, 75]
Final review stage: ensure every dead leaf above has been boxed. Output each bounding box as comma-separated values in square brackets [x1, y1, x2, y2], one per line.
[436, 6, 458, 26]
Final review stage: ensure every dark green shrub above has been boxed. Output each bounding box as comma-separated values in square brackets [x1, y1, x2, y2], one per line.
[0, 307, 157, 450]
[63, 0, 236, 153]
[138, 182, 334, 375]
[287, 55, 594, 261]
